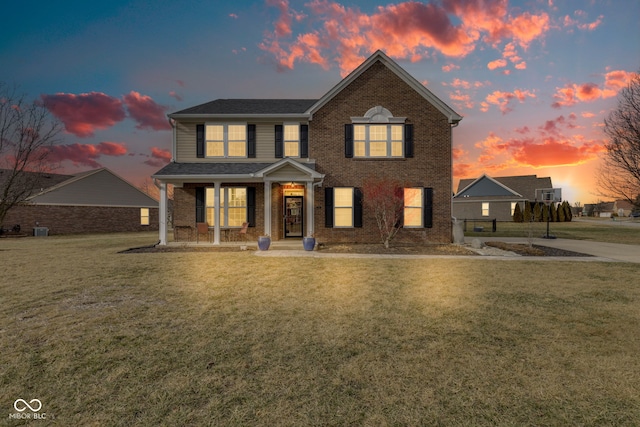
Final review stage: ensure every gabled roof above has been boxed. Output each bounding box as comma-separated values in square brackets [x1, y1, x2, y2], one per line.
[307, 50, 463, 125]
[169, 99, 318, 118]
[167, 50, 462, 124]
[28, 168, 158, 208]
[254, 158, 324, 181]
[454, 174, 553, 200]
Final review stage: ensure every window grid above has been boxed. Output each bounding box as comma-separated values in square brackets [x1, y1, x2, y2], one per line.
[205, 187, 247, 227]
[404, 188, 423, 227]
[205, 124, 247, 158]
[334, 187, 353, 227]
[140, 208, 150, 225]
[353, 124, 404, 158]
[284, 124, 300, 157]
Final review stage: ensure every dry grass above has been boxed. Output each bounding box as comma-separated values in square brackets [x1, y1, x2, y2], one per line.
[1, 232, 640, 425]
[466, 218, 640, 245]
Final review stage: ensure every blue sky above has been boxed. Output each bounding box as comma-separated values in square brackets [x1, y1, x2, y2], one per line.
[2, 0, 639, 203]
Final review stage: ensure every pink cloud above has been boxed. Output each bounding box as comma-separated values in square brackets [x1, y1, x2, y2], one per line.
[474, 131, 606, 169]
[261, 0, 550, 76]
[45, 142, 128, 168]
[553, 70, 637, 108]
[483, 89, 536, 114]
[144, 147, 172, 167]
[123, 91, 171, 131]
[442, 63, 460, 72]
[169, 91, 183, 102]
[41, 92, 125, 137]
[487, 58, 507, 70]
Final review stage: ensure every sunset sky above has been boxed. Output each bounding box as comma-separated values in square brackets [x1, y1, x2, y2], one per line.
[2, 0, 639, 204]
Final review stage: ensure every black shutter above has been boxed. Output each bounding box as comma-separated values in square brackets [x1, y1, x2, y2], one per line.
[344, 124, 353, 158]
[247, 186, 256, 227]
[196, 124, 205, 158]
[354, 188, 363, 228]
[395, 187, 404, 228]
[325, 187, 333, 228]
[300, 124, 308, 158]
[275, 125, 283, 158]
[404, 124, 414, 158]
[247, 124, 256, 158]
[424, 187, 433, 228]
[195, 187, 205, 223]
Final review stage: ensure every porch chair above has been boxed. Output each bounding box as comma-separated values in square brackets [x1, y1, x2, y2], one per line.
[196, 222, 211, 243]
[237, 222, 249, 242]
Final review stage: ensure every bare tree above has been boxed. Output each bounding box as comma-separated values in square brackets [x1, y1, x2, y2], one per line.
[599, 70, 640, 208]
[362, 176, 406, 249]
[0, 83, 63, 225]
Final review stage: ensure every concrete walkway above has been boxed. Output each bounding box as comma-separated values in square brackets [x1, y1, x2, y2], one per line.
[470, 236, 640, 264]
[250, 237, 640, 263]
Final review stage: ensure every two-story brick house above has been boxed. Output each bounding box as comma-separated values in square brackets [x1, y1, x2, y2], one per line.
[152, 50, 462, 246]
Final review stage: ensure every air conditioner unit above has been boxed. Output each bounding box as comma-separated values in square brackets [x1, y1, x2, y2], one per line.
[33, 227, 49, 237]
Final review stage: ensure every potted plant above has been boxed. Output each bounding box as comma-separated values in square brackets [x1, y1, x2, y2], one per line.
[257, 234, 271, 251]
[302, 234, 316, 251]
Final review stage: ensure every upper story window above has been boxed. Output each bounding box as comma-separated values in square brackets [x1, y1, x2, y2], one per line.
[354, 124, 404, 157]
[284, 124, 300, 157]
[346, 106, 412, 159]
[206, 124, 247, 158]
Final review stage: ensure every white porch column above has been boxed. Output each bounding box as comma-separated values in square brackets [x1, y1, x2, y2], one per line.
[306, 181, 314, 237]
[158, 181, 167, 245]
[213, 182, 221, 245]
[264, 181, 271, 236]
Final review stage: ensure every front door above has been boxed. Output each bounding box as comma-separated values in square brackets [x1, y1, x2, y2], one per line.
[284, 196, 303, 238]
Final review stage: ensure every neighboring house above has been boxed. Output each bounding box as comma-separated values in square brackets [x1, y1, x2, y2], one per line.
[152, 50, 462, 245]
[614, 199, 635, 217]
[1, 168, 159, 235]
[453, 174, 554, 221]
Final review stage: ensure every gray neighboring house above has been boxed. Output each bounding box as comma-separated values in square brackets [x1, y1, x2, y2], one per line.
[1, 168, 158, 235]
[453, 174, 553, 221]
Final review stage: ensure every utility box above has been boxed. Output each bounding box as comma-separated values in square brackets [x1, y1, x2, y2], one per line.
[33, 227, 49, 237]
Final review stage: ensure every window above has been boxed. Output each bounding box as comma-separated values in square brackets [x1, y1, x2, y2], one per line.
[334, 187, 354, 227]
[140, 208, 150, 225]
[482, 202, 490, 217]
[354, 124, 404, 158]
[205, 187, 247, 227]
[284, 124, 300, 157]
[511, 202, 517, 216]
[205, 124, 246, 157]
[404, 188, 423, 227]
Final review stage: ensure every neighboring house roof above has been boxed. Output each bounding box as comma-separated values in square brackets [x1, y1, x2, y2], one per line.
[169, 99, 318, 118]
[308, 50, 463, 125]
[27, 168, 158, 208]
[454, 174, 553, 200]
[0, 169, 74, 198]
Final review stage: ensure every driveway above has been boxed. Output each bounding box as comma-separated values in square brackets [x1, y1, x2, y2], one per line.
[470, 236, 640, 264]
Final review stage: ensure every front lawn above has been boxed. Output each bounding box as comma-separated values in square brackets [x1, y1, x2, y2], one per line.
[2, 233, 639, 425]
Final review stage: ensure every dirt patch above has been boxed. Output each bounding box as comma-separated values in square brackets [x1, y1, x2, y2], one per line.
[484, 241, 592, 257]
[317, 243, 477, 255]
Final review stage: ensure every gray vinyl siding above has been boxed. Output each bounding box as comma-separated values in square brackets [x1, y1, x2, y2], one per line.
[175, 120, 308, 162]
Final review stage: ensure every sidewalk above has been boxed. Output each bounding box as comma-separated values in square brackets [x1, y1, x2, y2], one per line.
[470, 236, 640, 264]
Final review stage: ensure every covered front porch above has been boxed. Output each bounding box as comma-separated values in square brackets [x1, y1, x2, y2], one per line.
[153, 159, 324, 246]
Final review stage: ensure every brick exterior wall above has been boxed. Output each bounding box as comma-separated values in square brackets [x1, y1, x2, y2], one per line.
[310, 60, 453, 243]
[2, 204, 159, 235]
